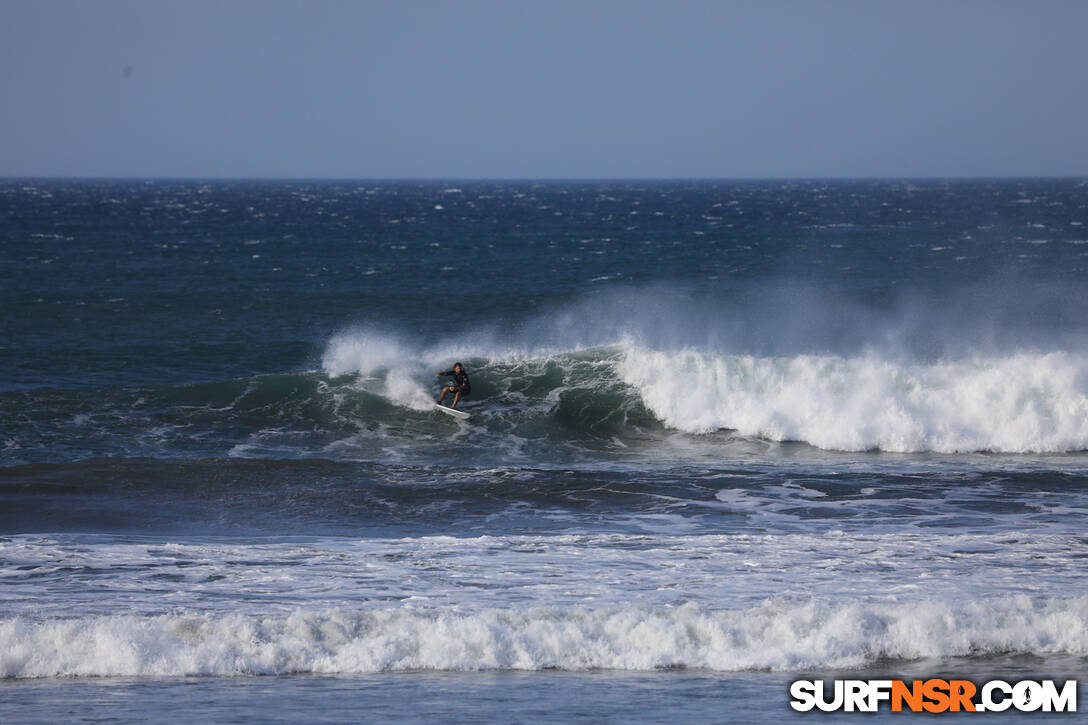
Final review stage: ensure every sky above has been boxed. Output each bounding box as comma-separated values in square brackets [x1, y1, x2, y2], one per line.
[1, 0, 1087, 179]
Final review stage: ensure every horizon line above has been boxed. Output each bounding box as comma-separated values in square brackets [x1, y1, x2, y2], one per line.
[3, 174, 1087, 183]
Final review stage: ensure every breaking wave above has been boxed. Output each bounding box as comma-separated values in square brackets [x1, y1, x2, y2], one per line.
[321, 326, 1088, 454]
[4, 596, 1086, 678]
[7, 279, 1088, 464]
[620, 347, 1088, 453]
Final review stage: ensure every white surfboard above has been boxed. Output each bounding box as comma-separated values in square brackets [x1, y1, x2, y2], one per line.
[434, 403, 470, 420]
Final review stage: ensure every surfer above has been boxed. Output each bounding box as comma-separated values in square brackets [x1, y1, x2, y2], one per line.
[435, 362, 471, 409]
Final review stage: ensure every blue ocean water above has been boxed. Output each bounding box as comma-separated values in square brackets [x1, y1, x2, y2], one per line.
[2, 179, 1087, 722]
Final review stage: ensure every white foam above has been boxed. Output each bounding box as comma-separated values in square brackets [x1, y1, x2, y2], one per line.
[621, 347, 1088, 453]
[3, 596, 1085, 678]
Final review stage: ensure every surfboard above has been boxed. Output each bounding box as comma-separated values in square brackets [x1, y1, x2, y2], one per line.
[434, 403, 470, 420]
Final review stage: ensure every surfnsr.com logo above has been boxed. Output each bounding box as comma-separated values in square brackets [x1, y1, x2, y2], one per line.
[790, 679, 1077, 713]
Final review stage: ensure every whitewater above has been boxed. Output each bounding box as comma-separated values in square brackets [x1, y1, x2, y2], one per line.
[4, 530, 1087, 678]
[7, 597, 1088, 678]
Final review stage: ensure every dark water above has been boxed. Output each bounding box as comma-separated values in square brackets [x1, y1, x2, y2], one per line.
[2, 179, 1087, 722]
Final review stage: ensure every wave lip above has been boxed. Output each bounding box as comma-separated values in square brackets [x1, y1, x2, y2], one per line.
[4, 596, 1086, 678]
[622, 348, 1088, 453]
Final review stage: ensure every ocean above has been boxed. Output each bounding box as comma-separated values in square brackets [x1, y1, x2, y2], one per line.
[1, 178, 1086, 722]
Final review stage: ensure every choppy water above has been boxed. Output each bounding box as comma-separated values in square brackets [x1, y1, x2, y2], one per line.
[2, 179, 1087, 722]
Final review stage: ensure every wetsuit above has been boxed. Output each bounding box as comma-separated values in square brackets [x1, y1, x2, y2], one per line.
[441, 369, 471, 397]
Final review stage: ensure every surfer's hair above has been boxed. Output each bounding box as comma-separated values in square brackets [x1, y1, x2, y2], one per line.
[454, 362, 463, 369]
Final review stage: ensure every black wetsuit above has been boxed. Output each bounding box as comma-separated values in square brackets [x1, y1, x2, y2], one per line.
[441, 369, 471, 396]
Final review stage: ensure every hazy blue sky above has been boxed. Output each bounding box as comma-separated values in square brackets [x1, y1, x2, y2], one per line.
[2, 0, 1086, 178]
